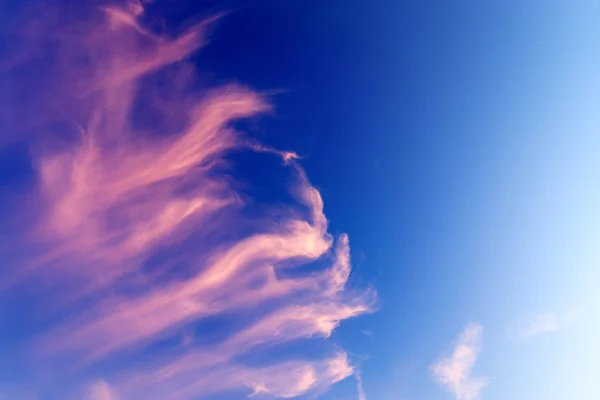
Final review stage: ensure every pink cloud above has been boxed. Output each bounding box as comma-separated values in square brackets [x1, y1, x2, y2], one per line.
[0, 1, 374, 398]
[430, 324, 489, 400]
[85, 381, 117, 400]
[116, 353, 354, 400]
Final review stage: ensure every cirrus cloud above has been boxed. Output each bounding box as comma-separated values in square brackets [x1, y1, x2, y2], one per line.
[0, 1, 375, 399]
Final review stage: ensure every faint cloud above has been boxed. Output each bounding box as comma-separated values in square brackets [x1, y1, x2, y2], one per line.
[361, 329, 374, 337]
[0, 386, 38, 400]
[85, 381, 116, 400]
[430, 323, 489, 400]
[513, 309, 582, 341]
[181, 331, 194, 347]
[248, 142, 302, 165]
[515, 312, 560, 341]
[355, 371, 367, 400]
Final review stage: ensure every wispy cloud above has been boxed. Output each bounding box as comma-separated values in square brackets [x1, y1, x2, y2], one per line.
[85, 381, 117, 400]
[430, 324, 489, 400]
[0, 1, 374, 399]
[515, 312, 560, 341]
[513, 309, 581, 341]
[355, 371, 367, 400]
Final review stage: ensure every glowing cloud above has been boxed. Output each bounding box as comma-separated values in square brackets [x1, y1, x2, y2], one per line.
[430, 324, 489, 400]
[0, 1, 374, 398]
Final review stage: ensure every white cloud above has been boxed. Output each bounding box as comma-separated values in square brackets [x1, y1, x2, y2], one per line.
[430, 323, 489, 400]
[355, 371, 367, 400]
[515, 312, 560, 341]
[513, 309, 581, 341]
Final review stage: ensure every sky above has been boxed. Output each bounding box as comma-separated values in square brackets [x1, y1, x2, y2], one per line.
[0, 1, 599, 400]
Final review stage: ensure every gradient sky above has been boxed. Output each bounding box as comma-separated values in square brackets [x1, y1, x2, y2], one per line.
[0, 1, 599, 400]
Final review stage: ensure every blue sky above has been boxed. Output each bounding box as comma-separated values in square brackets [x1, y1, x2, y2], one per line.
[0, 1, 599, 400]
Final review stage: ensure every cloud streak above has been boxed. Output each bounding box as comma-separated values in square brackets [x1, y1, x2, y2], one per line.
[430, 324, 489, 400]
[0, 1, 374, 398]
[355, 371, 367, 400]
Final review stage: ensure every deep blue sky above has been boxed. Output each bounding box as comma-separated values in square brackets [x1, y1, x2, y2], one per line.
[1, 1, 599, 399]
[195, 1, 600, 399]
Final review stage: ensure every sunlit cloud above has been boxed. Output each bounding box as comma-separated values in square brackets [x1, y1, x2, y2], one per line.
[430, 324, 489, 400]
[0, 1, 374, 398]
[131, 353, 356, 400]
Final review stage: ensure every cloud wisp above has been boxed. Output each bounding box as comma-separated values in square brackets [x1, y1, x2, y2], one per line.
[512, 309, 582, 341]
[0, 1, 374, 399]
[355, 371, 367, 400]
[430, 324, 489, 400]
[515, 312, 560, 341]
